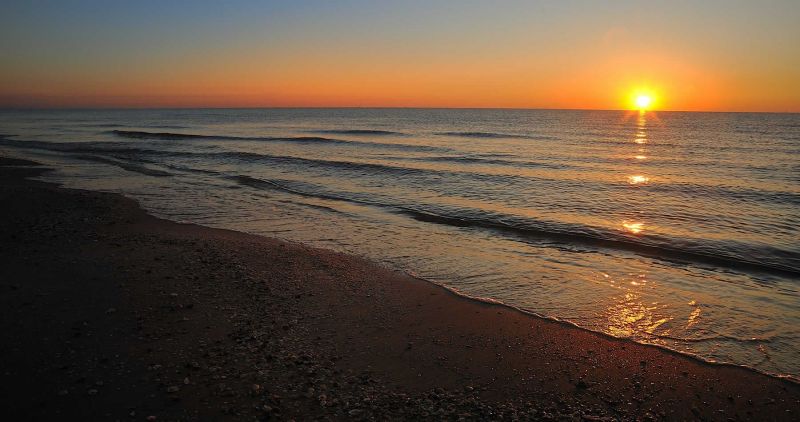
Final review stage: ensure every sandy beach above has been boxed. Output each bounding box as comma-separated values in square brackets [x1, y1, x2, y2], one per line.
[1, 156, 798, 421]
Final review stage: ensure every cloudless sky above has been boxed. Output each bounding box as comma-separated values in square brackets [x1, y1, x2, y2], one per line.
[1, 0, 798, 111]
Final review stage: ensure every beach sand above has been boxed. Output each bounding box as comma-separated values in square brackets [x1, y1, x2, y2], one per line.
[1, 156, 798, 420]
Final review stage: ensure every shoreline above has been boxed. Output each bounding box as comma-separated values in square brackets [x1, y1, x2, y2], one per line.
[2, 156, 799, 420]
[421, 280, 799, 385]
[17, 151, 798, 384]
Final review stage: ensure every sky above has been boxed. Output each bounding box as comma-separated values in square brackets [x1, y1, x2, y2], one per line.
[1, 0, 798, 111]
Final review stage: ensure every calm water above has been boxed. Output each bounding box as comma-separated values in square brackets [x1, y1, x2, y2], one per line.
[1, 108, 798, 380]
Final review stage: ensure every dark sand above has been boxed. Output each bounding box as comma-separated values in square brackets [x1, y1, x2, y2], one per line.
[1, 157, 798, 421]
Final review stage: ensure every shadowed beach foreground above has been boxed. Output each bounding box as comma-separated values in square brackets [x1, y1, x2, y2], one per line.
[1, 157, 798, 421]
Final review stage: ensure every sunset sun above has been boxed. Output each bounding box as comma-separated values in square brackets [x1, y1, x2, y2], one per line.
[635, 95, 652, 110]
[628, 89, 658, 111]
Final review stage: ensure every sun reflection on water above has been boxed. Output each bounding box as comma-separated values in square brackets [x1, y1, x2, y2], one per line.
[622, 221, 644, 234]
[618, 112, 652, 236]
[594, 266, 709, 348]
[607, 293, 666, 336]
[627, 175, 650, 184]
[605, 274, 672, 338]
[686, 306, 702, 328]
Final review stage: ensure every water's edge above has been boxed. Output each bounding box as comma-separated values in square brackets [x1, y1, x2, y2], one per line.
[12, 154, 798, 386]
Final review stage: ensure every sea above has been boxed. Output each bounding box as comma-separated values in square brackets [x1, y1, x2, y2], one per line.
[1, 108, 798, 381]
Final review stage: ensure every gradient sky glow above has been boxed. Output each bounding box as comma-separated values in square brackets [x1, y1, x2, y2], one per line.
[1, 0, 799, 111]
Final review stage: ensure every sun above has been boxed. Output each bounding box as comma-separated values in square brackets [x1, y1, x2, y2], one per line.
[635, 95, 652, 110]
[628, 88, 657, 111]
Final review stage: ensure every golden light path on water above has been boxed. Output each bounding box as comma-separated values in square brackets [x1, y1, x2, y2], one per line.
[605, 110, 704, 340]
[605, 110, 709, 348]
[621, 111, 649, 236]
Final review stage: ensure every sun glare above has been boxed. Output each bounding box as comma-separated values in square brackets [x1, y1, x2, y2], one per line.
[635, 95, 652, 110]
[629, 89, 657, 111]
[627, 175, 650, 185]
[622, 221, 644, 234]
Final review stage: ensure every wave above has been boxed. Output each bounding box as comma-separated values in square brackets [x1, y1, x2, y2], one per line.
[397, 209, 800, 277]
[74, 154, 173, 177]
[308, 129, 406, 136]
[109, 129, 349, 144]
[5, 136, 798, 275]
[0, 138, 420, 176]
[222, 152, 800, 207]
[5, 137, 798, 208]
[67, 123, 128, 128]
[225, 174, 800, 277]
[414, 155, 574, 171]
[142, 125, 192, 130]
[435, 131, 557, 140]
[0, 138, 186, 157]
[650, 183, 800, 207]
[66, 123, 192, 129]
[228, 175, 380, 207]
[275, 198, 347, 215]
[163, 163, 221, 176]
[108, 130, 447, 152]
[215, 151, 435, 178]
[109, 129, 277, 141]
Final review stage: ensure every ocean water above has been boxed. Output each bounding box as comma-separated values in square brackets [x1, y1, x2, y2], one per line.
[1, 108, 798, 380]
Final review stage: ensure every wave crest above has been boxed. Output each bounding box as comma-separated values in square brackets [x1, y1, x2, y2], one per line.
[435, 131, 557, 140]
[309, 129, 406, 136]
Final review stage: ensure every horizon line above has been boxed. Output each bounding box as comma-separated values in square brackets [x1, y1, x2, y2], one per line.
[1, 105, 798, 114]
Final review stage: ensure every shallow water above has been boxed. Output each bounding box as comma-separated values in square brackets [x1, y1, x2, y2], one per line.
[1, 108, 798, 380]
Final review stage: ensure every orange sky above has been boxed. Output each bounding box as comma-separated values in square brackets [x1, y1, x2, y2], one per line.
[1, 1, 798, 112]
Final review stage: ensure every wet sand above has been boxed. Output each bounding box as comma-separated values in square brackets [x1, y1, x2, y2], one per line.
[1, 156, 798, 420]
